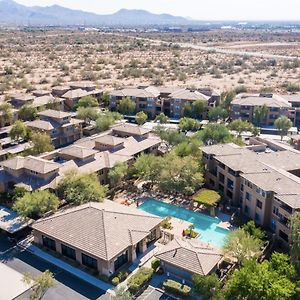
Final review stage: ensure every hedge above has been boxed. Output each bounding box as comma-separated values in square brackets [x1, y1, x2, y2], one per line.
[163, 279, 191, 296]
[151, 259, 160, 271]
[128, 267, 153, 294]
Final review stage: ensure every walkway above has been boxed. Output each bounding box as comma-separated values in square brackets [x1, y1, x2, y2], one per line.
[25, 244, 114, 294]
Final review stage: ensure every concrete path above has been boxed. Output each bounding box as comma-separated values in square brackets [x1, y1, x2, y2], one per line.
[26, 244, 114, 294]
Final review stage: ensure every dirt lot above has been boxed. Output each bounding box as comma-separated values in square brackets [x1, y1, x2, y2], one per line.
[0, 28, 300, 101]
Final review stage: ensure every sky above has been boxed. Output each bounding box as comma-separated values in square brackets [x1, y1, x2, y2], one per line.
[15, 0, 300, 21]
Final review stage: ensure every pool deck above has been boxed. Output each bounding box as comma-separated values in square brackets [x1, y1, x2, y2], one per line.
[163, 217, 193, 238]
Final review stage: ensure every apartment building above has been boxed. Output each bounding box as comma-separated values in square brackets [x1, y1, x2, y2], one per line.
[230, 93, 292, 126]
[32, 201, 161, 276]
[0, 123, 161, 191]
[202, 143, 300, 246]
[109, 86, 220, 119]
[27, 109, 83, 148]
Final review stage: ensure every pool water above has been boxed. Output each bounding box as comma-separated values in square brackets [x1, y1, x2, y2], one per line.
[138, 198, 229, 248]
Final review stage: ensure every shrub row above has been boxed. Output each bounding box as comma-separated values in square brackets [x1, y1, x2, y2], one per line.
[127, 267, 153, 294]
[163, 279, 191, 296]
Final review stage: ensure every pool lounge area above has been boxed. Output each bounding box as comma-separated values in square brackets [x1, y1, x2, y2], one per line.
[138, 198, 230, 247]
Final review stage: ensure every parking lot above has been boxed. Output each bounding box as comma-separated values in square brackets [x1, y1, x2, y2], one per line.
[0, 235, 106, 300]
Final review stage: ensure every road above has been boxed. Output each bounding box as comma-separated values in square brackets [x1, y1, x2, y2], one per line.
[1, 244, 106, 300]
[108, 32, 299, 61]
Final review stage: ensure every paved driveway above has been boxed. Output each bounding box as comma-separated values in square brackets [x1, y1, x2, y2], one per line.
[1, 247, 105, 300]
[137, 286, 176, 300]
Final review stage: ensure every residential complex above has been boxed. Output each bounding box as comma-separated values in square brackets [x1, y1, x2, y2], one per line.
[202, 142, 300, 246]
[109, 86, 220, 119]
[230, 92, 300, 128]
[0, 123, 161, 192]
[27, 109, 84, 148]
[32, 201, 162, 276]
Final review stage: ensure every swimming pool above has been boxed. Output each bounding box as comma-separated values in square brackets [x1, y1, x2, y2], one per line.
[138, 198, 229, 248]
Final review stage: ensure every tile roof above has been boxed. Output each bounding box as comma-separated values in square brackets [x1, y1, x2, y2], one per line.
[32, 95, 63, 108]
[170, 89, 209, 101]
[1, 156, 60, 174]
[112, 123, 151, 136]
[61, 89, 90, 99]
[94, 135, 125, 147]
[59, 145, 98, 160]
[32, 201, 162, 261]
[27, 120, 54, 131]
[69, 81, 96, 89]
[38, 109, 72, 119]
[156, 237, 223, 276]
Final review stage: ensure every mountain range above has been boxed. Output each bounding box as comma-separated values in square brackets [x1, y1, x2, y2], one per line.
[0, 0, 194, 26]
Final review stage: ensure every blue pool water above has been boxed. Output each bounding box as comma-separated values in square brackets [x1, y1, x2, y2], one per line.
[138, 198, 229, 248]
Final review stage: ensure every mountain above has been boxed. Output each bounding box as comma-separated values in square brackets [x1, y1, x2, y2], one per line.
[0, 0, 194, 26]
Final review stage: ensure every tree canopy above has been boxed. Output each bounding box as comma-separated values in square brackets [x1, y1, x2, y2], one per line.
[135, 111, 147, 125]
[117, 97, 136, 115]
[254, 105, 268, 126]
[179, 117, 201, 132]
[13, 190, 59, 218]
[23, 270, 56, 300]
[208, 107, 228, 122]
[290, 212, 300, 267]
[9, 120, 28, 141]
[29, 132, 54, 155]
[95, 112, 122, 132]
[222, 229, 263, 266]
[108, 162, 128, 186]
[0, 103, 13, 125]
[57, 171, 107, 205]
[154, 113, 169, 124]
[18, 105, 38, 121]
[76, 96, 99, 108]
[192, 274, 221, 300]
[228, 119, 255, 136]
[77, 107, 99, 124]
[274, 116, 293, 141]
[196, 124, 232, 145]
[224, 253, 299, 300]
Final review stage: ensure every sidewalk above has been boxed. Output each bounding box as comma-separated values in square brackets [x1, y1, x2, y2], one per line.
[25, 244, 114, 294]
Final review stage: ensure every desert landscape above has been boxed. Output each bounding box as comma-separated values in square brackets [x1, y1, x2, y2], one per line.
[0, 28, 300, 101]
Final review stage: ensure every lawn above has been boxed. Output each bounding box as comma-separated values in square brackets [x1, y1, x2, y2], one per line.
[192, 189, 221, 207]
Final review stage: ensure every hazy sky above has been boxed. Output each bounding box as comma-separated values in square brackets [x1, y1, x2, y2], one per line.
[15, 0, 300, 21]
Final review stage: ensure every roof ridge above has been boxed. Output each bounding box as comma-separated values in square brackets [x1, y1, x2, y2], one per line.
[103, 209, 161, 219]
[100, 209, 109, 260]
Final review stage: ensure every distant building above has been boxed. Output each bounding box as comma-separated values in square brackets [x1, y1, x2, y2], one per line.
[27, 109, 83, 148]
[109, 86, 220, 119]
[32, 201, 162, 276]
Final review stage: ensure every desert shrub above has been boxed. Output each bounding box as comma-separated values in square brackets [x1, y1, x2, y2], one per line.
[112, 277, 120, 286]
[163, 279, 191, 296]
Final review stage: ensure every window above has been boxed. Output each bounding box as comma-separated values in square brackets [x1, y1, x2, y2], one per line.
[226, 190, 232, 199]
[279, 230, 289, 242]
[218, 184, 224, 192]
[42, 236, 56, 251]
[245, 205, 249, 215]
[219, 173, 225, 184]
[82, 253, 98, 270]
[114, 251, 128, 271]
[246, 192, 252, 201]
[61, 244, 76, 260]
[256, 200, 263, 209]
[255, 213, 260, 223]
[273, 206, 279, 216]
[271, 219, 276, 232]
[227, 179, 234, 190]
[241, 184, 244, 192]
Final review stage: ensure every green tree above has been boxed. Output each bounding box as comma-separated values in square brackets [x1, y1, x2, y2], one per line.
[13, 190, 59, 218]
[0, 103, 13, 125]
[23, 270, 56, 300]
[179, 117, 200, 131]
[154, 127, 187, 149]
[253, 104, 268, 127]
[76, 96, 99, 109]
[154, 113, 169, 124]
[221, 91, 235, 110]
[111, 287, 133, 300]
[9, 120, 28, 141]
[196, 123, 232, 145]
[18, 105, 38, 121]
[117, 97, 136, 115]
[57, 171, 107, 205]
[224, 253, 298, 300]
[77, 107, 99, 124]
[101, 91, 110, 107]
[30, 132, 54, 155]
[223, 229, 263, 266]
[228, 119, 255, 136]
[290, 212, 300, 266]
[133, 153, 163, 185]
[192, 274, 221, 300]
[95, 115, 114, 132]
[108, 162, 128, 186]
[208, 107, 228, 122]
[274, 116, 293, 141]
[135, 111, 147, 125]
[191, 100, 206, 119]
[173, 139, 202, 158]
[242, 220, 265, 240]
[182, 104, 193, 118]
